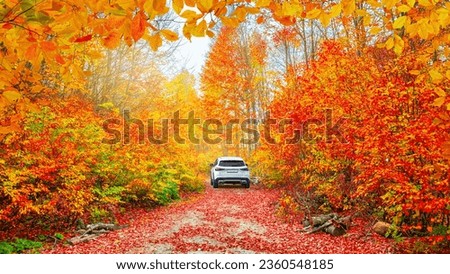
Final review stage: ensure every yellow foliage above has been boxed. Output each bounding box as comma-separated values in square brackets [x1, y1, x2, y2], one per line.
[393, 16, 407, 29]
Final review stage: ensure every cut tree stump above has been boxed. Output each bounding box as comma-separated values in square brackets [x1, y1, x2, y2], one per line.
[324, 219, 349, 236]
[302, 214, 351, 236]
[324, 225, 346, 236]
[68, 223, 127, 245]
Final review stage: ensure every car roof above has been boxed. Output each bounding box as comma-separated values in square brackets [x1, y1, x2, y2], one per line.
[217, 156, 245, 161]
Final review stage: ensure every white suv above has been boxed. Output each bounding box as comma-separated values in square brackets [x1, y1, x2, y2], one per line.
[210, 157, 250, 188]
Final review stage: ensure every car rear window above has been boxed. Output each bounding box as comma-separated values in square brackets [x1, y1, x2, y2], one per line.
[219, 160, 245, 167]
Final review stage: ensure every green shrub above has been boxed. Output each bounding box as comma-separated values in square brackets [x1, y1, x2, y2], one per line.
[124, 178, 156, 206]
[93, 185, 125, 205]
[54, 233, 64, 240]
[90, 207, 113, 223]
[13, 238, 43, 253]
[0, 242, 15, 254]
[432, 225, 448, 236]
[154, 181, 180, 205]
[179, 175, 205, 193]
[0, 239, 43, 254]
[386, 224, 404, 243]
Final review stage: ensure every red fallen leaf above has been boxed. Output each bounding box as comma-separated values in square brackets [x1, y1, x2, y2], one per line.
[44, 185, 393, 254]
[74, 34, 93, 43]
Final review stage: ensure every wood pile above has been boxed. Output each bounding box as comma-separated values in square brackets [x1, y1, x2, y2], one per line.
[68, 223, 127, 245]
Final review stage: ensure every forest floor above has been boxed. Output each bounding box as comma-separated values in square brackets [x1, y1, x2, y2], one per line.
[46, 183, 393, 254]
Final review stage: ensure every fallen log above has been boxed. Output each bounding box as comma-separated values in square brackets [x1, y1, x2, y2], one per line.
[84, 223, 121, 233]
[68, 234, 98, 245]
[303, 213, 338, 227]
[303, 214, 351, 236]
[324, 219, 348, 236]
[324, 225, 346, 236]
[311, 213, 338, 226]
[68, 223, 127, 245]
[337, 216, 352, 230]
[307, 220, 334, 234]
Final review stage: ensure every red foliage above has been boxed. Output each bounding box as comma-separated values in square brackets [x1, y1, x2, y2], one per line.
[257, 40, 450, 236]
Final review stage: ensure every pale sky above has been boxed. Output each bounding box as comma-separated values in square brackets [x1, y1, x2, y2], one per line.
[176, 36, 212, 77]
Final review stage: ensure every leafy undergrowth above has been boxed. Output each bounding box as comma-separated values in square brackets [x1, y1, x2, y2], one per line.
[0, 238, 43, 254]
[394, 236, 450, 254]
[45, 183, 393, 254]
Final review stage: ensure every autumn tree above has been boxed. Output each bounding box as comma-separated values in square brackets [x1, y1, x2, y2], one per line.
[87, 41, 169, 113]
[2, 1, 450, 135]
[257, 40, 450, 235]
[201, 25, 269, 156]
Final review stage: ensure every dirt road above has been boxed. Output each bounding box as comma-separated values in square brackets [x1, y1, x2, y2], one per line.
[48, 183, 392, 254]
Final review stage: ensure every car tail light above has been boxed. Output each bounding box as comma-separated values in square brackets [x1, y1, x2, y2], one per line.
[240, 167, 249, 171]
[215, 167, 225, 171]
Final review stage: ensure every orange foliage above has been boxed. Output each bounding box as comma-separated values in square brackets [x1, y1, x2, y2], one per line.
[258, 41, 450, 232]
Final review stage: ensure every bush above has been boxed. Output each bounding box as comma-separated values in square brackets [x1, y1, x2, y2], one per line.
[124, 179, 156, 206]
[0, 242, 15, 254]
[179, 175, 205, 193]
[154, 181, 180, 205]
[0, 96, 212, 238]
[90, 207, 115, 223]
[256, 41, 450, 231]
[0, 239, 43, 254]
[54, 233, 64, 240]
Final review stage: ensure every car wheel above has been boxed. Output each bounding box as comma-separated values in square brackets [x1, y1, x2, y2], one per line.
[244, 181, 250, 188]
[210, 178, 213, 185]
[213, 179, 219, 188]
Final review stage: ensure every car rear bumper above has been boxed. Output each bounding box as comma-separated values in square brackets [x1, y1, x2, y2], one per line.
[216, 177, 250, 184]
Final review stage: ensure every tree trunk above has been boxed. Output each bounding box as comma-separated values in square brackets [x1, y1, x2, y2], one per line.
[302, 214, 351, 237]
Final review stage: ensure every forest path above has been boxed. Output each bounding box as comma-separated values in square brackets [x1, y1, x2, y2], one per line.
[47, 183, 392, 254]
